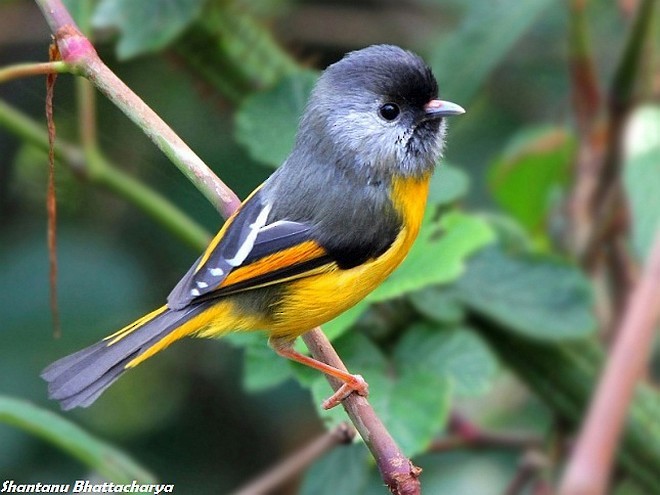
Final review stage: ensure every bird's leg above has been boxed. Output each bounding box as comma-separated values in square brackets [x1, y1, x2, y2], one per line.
[269, 336, 369, 409]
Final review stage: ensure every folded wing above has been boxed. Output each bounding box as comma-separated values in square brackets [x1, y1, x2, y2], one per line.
[167, 193, 334, 310]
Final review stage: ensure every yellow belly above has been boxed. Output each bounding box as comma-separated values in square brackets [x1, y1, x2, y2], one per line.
[269, 173, 431, 338]
[118, 174, 431, 368]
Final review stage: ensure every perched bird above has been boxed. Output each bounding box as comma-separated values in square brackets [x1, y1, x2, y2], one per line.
[42, 44, 465, 410]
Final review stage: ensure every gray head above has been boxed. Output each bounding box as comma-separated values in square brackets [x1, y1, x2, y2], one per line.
[295, 44, 464, 179]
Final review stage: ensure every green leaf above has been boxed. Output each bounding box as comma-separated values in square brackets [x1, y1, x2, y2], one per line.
[488, 126, 575, 233]
[429, 0, 553, 104]
[224, 332, 294, 392]
[408, 452, 514, 495]
[243, 335, 296, 392]
[623, 105, 660, 261]
[455, 246, 597, 340]
[368, 210, 495, 302]
[300, 442, 372, 495]
[92, 0, 207, 59]
[322, 302, 370, 341]
[234, 71, 318, 168]
[316, 211, 493, 341]
[307, 333, 451, 458]
[429, 163, 470, 206]
[313, 211, 492, 342]
[372, 368, 450, 458]
[62, 0, 94, 28]
[0, 395, 155, 483]
[409, 286, 465, 325]
[176, 2, 301, 102]
[394, 324, 498, 396]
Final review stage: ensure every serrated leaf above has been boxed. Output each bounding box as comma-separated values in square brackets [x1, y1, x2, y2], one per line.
[92, 0, 207, 59]
[306, 333, 451, 458]
[234, 71, 318, 167]
[623, 105, 660, 262]
[317, 211, 493, 341]
[455, 246, 597, 340]
[488, 126, 575, 232]
[394, 324, 497, 396]
[368, 210, 494, 302]
[429, 0, 553, 103]
[373, 369, 450, 457]
[305, 333, 388, 428]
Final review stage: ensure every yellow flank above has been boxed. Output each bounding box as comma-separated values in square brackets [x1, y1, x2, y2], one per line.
[125, 299, 268, 368]
[268, 173, 431, 339]
[113, 173, 431, 368]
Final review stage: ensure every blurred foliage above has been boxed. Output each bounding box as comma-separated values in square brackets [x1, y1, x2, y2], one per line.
[1, 0, 659, 494]
[623, 105, 660, 262]
[91, 0, 208, 59]
[488, 125, 575, 240]
[0, 395, 155, 483]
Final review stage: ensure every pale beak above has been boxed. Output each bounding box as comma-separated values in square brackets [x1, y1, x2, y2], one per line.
[423, 99, 466, 119]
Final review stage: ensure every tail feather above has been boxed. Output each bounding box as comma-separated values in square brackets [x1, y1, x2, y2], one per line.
[59, 358, 134, 410]
[42, 305, 206, 410]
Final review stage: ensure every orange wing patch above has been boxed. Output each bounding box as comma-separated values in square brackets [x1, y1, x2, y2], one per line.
[219, 240, 328, 289]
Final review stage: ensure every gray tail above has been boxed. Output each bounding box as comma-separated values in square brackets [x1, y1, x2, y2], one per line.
[41, 305, 205, 410]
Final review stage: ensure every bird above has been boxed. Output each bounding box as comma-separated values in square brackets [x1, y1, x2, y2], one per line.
[42, 44, 465, 411]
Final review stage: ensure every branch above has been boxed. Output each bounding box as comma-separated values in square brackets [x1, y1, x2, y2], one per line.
[34, 0, 241, 218]
[32, 1, 422, 494]
[232, 423, 355, 495]
[558, 232, 660, 495]
[580, 0, 656, 264]
[302, 330, 422, 495]
[429, 412, 543, 453]
[503, 451, 549, 495]
[0, 61, 69, 83]
[568, 0, 601, 134]
[0, 99, 210, 250]
[565, 0, 605, 255]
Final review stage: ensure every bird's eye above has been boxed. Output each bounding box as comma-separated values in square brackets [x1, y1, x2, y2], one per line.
[379, 103, 400, 121]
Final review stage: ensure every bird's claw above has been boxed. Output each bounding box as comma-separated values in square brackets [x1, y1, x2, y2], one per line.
[322, 374, 369, 409]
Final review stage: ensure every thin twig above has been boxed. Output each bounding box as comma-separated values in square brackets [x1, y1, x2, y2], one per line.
[568, 0, 601, 134]
[558, 232, 660, 495]
[0, 61, 69, 83]
[232, 423, 355, 495]
[302, 329, 422, 495]
[565, 0, 605, 256]
[503, 450, 549, 495]
[580, 0, 656, 265]
[430, 431, 542, 453]
[430, 411, 542, 453]
[34, 0, 241, 218]
[46, 41, 60, 338]
[0, 99, 210, 250]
